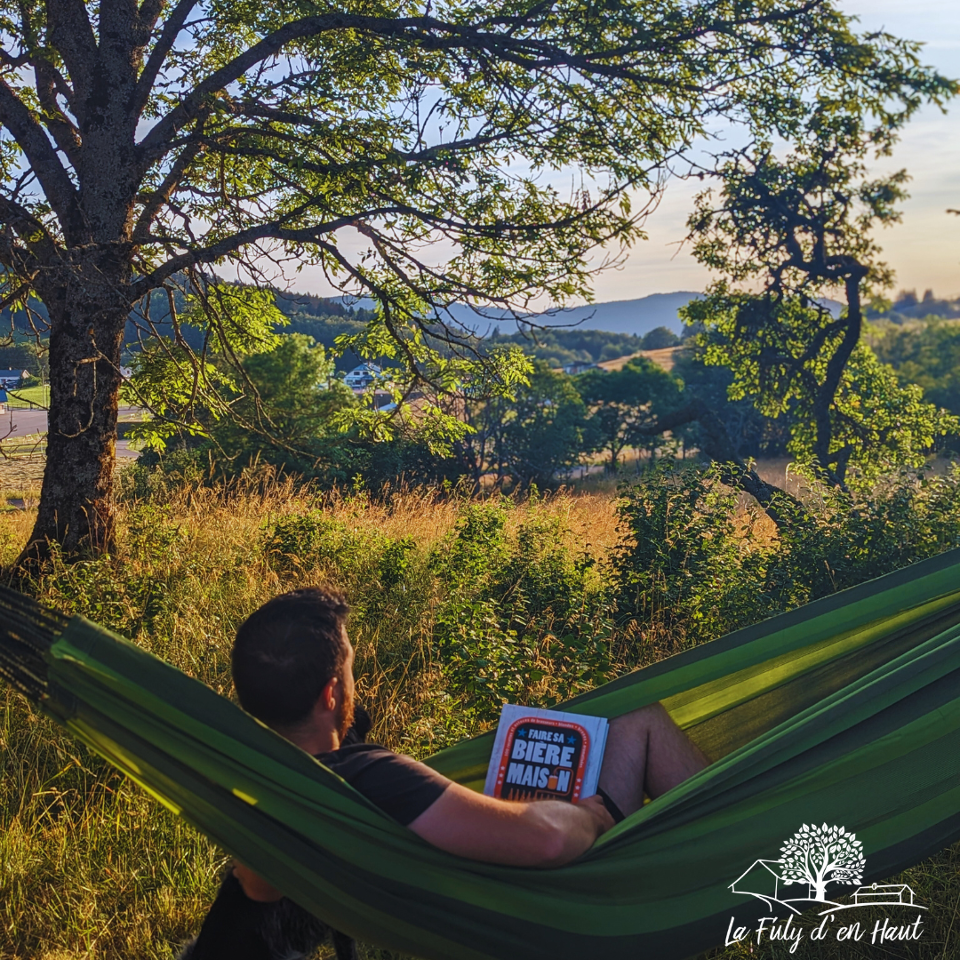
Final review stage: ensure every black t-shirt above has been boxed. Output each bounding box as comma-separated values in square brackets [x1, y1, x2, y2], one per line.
[315, 742, 450, 825]
[187, 711, 445, 960]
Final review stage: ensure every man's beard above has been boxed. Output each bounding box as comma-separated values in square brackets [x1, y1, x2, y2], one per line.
[337, 688, 356, 741]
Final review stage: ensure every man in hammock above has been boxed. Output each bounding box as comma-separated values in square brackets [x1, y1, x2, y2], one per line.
[181, 587, 708, 959]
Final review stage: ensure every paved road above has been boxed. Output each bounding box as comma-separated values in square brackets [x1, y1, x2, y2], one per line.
[1, 406, 142, 458]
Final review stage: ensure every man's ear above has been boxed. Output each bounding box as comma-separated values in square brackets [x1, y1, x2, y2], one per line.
[320, 674, 340, 712]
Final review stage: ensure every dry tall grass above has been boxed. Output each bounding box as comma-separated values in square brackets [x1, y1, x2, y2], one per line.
[0, 472, 624, 960]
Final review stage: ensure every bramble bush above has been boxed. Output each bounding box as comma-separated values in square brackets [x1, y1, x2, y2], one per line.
[263, 497, 615, 726]
[427, 501, 615, 721]
[613, 458, 960, 659]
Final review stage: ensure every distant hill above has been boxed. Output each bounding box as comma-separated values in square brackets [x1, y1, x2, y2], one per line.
[445, 291, 702, 337]
[867, 291, 960, 323]
[6, 287, 703, 349]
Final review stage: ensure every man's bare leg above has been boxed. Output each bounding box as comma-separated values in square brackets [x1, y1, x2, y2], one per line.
[597, 703, 709, 818]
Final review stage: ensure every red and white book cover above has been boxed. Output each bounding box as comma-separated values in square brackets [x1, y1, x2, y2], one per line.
[483, 705, 608, 804]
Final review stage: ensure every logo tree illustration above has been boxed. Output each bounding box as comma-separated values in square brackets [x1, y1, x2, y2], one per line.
[779, 824, 865, 902]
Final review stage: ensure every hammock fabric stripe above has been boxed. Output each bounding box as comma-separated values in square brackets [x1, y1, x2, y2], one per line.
[3, 547, 960, 959]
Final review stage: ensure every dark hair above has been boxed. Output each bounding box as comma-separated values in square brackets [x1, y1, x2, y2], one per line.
[232, 587, 350, 727]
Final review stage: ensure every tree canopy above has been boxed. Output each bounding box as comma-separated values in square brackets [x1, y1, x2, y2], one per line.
[873, 319, 960, 425]
[500, 362, 589, 488]
[681, 100, 958, 487]
[576, 357, 682, 469]
[0, 0, 954, 559]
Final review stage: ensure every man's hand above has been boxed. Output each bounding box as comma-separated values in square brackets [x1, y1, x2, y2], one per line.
[579, 793, 617, 834]
[232, 860, 283, 902]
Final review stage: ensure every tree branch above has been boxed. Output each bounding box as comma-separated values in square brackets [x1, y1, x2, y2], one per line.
[129, 210, 385, 297]
[634, 398, 809, 529]
[0, 195, 59, 265]
[133, 0, 200, 119]
[132, 132, 207, 242]
[46, 0, 97, 102]
[137, 9, 721, 166]
[33, 60, 82, 167]
[0, 79, 82, 237]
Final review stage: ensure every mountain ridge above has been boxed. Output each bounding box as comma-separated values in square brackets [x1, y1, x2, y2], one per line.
[319, 291, 703, 337]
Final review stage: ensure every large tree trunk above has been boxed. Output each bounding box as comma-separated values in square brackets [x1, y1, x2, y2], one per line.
[18, 254, 131, 564]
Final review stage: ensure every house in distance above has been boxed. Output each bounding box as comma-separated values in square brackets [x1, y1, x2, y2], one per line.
[343, 362, 382, 393]
[561, 360, 599, 376]
[852, 883, 917, 906]
[0, 369, 29, 388]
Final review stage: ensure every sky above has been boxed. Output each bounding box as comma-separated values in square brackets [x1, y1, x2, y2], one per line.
[590, 0, 960, 303]
[291, 0, 960, 304]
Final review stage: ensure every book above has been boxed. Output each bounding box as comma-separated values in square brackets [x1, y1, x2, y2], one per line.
[483, 704, 609, 804]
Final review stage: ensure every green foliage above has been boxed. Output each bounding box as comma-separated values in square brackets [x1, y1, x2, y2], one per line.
[6, 0, 955, 561]
[680, 103, 949, 485]
[670, 345, 788, 459]
[480, 325, 680, 379]
[123, 285, 291, 452]
[124, 344, 226, 452]
[0, 332, 45, 378]
[336, 317, 534, 448]
[124, 285, 412, 483]
[126, 311, 478, 490]
[688, 137, 906, 294]
[12, 455, 960, 955]
[687, 294, 958, 484]
[640, 326, 682, 350]
[486, 327, 646, 367]
[500, 362, 590, 487]
[265, 511, 420, 624]
[576, 357, 683, 468]
[613, 460, 771, 651]
[260, 496, 614, 728]
[872, 318, 960, 424]
[210, 333, 360, 476]
[428, 502, 614, 721]
[786, 346, 958, 483]
[614, 459, 960, 655]
[273, 311, 369, 372]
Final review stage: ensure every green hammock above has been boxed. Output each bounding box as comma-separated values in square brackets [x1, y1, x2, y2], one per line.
[3, 548, 960, 960]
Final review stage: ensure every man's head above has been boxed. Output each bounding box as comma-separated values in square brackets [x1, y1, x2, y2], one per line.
[232, 587, 355, 741]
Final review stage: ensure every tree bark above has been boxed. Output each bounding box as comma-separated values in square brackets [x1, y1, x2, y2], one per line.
[812, 272, 865, 488]
[17, 252, 131, 564]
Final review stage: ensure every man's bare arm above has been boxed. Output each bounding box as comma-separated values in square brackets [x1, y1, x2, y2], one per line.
[233, 782, 615, 900]
[407, 783, 615, 867]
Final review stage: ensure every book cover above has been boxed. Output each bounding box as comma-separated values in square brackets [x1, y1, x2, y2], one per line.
[483, 704, 609, 803]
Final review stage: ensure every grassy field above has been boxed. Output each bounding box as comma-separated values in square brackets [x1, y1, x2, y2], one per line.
[5, 383, 49, 408]
[2, 465, 960, 959]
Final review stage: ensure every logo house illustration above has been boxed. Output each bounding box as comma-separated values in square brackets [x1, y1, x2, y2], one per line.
[730, 859, 796, 903]
[729, 823, 926, 915]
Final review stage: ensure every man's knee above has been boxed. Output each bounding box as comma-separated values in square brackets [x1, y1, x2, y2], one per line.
[611, 701, 669, 732]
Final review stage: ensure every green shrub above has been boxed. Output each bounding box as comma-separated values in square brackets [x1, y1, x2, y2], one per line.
[613, 459, 774, 655]
[428, 501, 615, 721]
[614, 459, 960, 664]
[9, 460, 960, 958]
